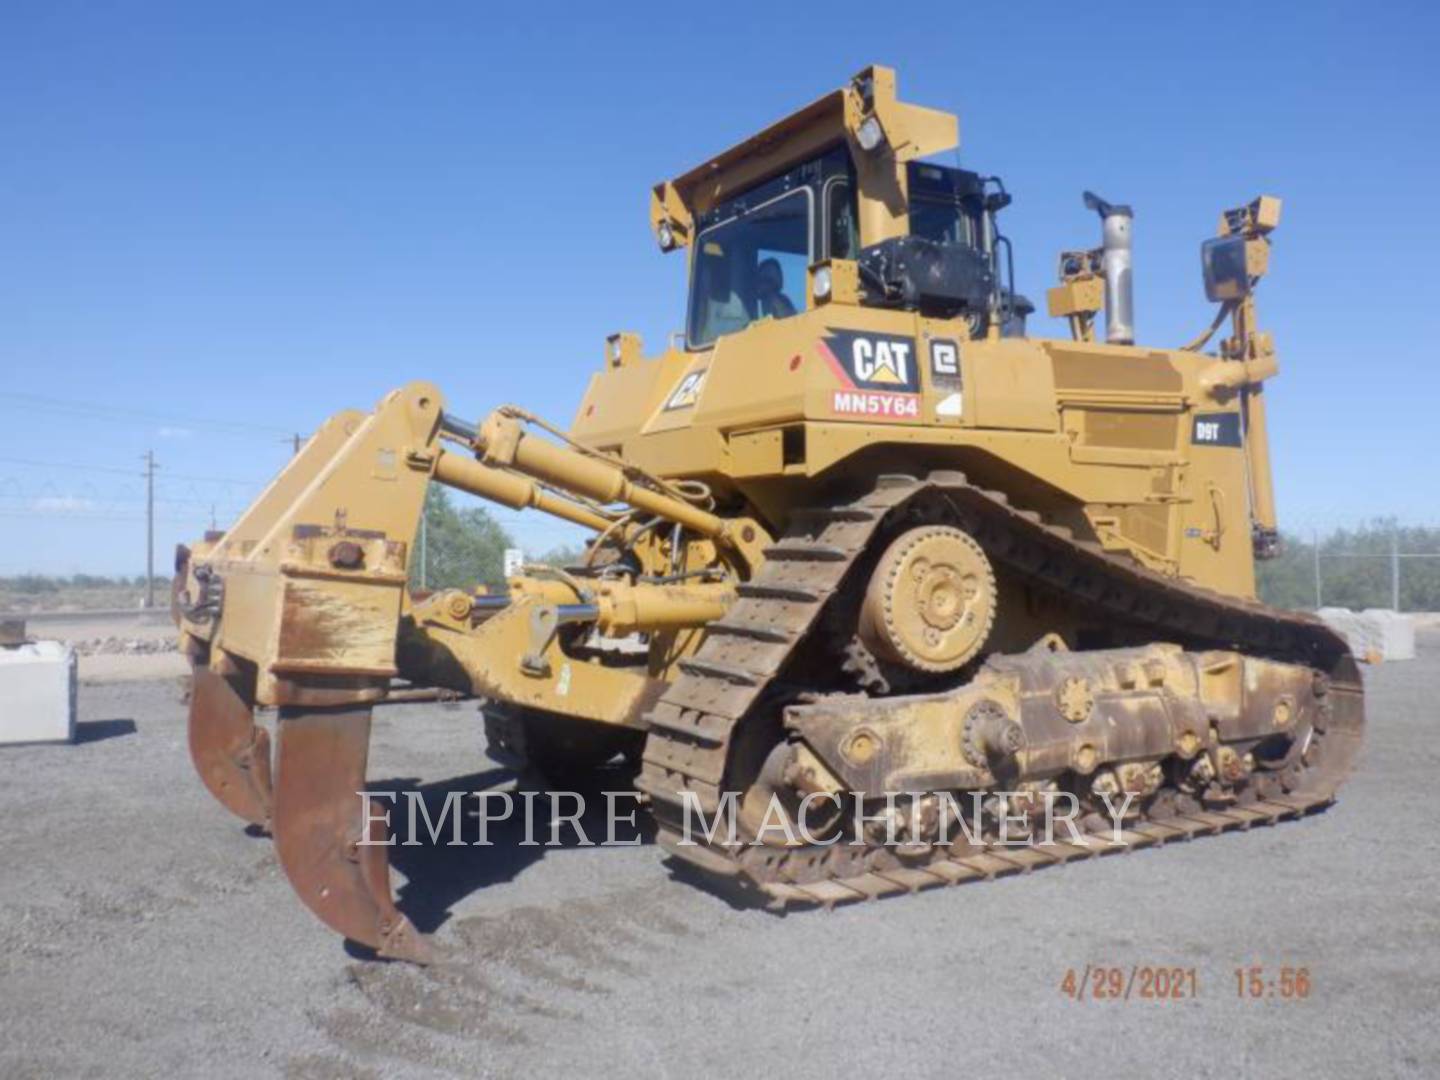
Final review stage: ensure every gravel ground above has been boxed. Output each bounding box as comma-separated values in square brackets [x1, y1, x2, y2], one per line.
[1, 636, 1437, 1079]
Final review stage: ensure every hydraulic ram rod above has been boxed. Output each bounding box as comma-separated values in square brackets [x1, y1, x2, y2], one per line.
[475, 412, 727, 539]
[432, 448, 614, 533]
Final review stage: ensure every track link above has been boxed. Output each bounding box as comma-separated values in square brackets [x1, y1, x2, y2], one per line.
[636, 471, 1364, 904]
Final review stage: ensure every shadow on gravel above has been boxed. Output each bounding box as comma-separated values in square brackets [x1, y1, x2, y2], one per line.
[370, 763, 657, 937]
[74, 718, 137, 744]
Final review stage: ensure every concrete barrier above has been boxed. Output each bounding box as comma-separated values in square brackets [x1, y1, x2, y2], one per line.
[1361, 609, 1416, 661]
[1318, 607, 1416, 663]
[0, 628, 78, 744]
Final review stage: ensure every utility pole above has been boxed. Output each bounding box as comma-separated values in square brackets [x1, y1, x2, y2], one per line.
[1392, 526, 1401, 612]
[142, 450, 157, 609]
[1313, 527, 1322, 609]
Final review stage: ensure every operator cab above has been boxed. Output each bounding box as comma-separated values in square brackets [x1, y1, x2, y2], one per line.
[686, 146, 850, 348]
[685, 147, 1022, 350]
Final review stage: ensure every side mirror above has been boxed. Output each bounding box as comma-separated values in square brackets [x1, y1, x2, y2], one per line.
[1201, 235, 1252, 302]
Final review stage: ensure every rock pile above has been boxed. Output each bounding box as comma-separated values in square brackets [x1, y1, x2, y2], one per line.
[67, 636, 180, 657]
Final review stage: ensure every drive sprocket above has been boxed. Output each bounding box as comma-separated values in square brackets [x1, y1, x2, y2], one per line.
[858, 524, 997, 674]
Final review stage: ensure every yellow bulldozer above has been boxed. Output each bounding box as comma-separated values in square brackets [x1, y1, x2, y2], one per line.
[174, 67, 1364, 963]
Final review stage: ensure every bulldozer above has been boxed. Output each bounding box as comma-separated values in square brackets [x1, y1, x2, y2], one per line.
[174, 67, 1364, 963]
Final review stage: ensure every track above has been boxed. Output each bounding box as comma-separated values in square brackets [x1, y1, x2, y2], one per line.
[635, 470, 1365, 907]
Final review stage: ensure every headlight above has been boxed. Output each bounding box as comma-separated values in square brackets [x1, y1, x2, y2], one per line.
[812, 266, 832, 301]
[856, 114, 886, 153]
[657, 220, 675, 251]
[1201, 235, 1250, 302]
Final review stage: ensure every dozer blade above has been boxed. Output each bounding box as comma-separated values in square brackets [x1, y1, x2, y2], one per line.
[271, 705, 434, 965]
[188, 664, 273, 828]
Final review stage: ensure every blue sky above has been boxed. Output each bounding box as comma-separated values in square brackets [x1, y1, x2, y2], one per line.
[3, 1, 1437, 575]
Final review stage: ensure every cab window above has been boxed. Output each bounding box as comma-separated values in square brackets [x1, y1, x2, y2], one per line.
[909, 200, 975, 246]
[825, 177, 858, 259]
[687, 188, 812, 349]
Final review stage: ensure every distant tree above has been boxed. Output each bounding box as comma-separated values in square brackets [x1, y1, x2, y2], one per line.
[534, 543, 588, 569]
[4, 574, 59, 594]
[1258, 519, 1440, 612]
[409, 486, 513, 592]
[1256, 534, 1317, 611]
[0, 574, 169, 595]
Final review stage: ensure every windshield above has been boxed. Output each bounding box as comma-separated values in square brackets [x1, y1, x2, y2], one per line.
[906, 161, 983, 249]
[687, 187, 811, 349]
[909, 199, 977, 246]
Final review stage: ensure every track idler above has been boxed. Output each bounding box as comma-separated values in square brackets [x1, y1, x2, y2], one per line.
[188, 663, 274, 828]
[271, 705, 434, 964]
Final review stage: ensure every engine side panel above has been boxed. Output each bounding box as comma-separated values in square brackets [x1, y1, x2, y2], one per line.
[569, 307, 1256, 598]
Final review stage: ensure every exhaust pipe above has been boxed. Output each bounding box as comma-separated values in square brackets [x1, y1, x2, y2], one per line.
[1083, 191, 1134, 345]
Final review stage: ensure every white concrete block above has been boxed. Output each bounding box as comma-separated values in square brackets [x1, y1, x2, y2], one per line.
[0, 640, 78, 744]
[1362, 609, 1416, 662]
[1318, 607, 1365, 658]
[1318, 607, 1415, 663]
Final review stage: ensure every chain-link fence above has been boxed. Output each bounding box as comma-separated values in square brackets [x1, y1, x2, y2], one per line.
[1258, 519, 1440, 612]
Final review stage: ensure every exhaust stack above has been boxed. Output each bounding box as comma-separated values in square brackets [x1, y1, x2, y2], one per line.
[1083, 191, 1134, 345]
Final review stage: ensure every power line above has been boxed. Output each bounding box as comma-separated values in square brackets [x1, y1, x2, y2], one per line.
[0, 483, 258, 504]
[0, 510, 200, 522]
[0, 456, 138, 477]
[0, 487, 258, 508]
[143, 450, 157, 608]
[0, 455, 265, 485]
[0, 391, 297, 437]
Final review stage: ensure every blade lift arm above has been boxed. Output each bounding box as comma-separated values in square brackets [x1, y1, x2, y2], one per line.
[176, 382, 767, 712]
[174, 381, 764, 963]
